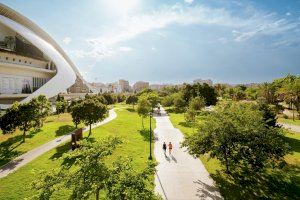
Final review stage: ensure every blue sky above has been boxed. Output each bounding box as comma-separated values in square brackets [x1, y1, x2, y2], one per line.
[1, 0, 300, 84]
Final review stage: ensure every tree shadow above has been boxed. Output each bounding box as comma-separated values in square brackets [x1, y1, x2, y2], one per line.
[178, 121, 193, 128]
[55, 125, 76, 136]
[139, 129, 152, 142]
[27, 129, 42, 139]
[126, 108, 135, 112]
[194, 179, 222, 200]
[285, 136, 300, 153]
[0, 134, 25, 166]
[211, 165, 300, 199]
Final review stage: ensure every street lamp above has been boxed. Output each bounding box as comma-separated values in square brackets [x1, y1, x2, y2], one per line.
[148, 112, 153, 160]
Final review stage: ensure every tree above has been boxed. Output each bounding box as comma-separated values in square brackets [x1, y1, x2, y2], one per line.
[106, 157, 159, 200]
[0, 102, 20, 134]
[80, 98, 108, 137]
[56, 100, 68, 116]
[161, 95, 174, 107]
[126, 95, 138, 109]
[258, 103, 277, 127]
[146, 92, 160, 110]
[184, 108, 197, 133]
[137, 98, 151, 129]
[173, 94, 186, 113]
[102, 92, 117, 105]
[69, 100, 83, 128]
[30, 95, 51, 129]
[18, 102, 37, 142]
[189, 96, 205, 112]
[182, 102, 291, 174]
[31, 137, 122, 200]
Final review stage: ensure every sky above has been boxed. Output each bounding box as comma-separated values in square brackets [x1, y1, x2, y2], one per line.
[1, 0, 300, 84]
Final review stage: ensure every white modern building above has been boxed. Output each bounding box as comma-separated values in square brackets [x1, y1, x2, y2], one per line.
[0, 3, 90, 108]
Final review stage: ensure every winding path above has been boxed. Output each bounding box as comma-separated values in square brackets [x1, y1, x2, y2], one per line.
[154, 108, 222, 200]
[0, 109, 117, 179]
[279, 123, 300, 133]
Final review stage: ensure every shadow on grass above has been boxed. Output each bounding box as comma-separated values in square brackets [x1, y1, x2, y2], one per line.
[126, 108, 135, 112]
[178, 121, 193, 128]
[212, 165, 300, 199]
[285, 136, 300, 153]
[0, 130, 40, 167]
[55, 125, 76, 136]
[139, 129, 155, 142]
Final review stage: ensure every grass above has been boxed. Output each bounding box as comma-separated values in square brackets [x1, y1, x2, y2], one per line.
[0, 104, 156, 200]
[168, 110, 300, 199]
[0, 113, 81, 167]
[278, 117, 300, 126]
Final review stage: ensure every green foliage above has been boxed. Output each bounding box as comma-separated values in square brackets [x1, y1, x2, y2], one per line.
[79, 98, 108, 136]
[126, 94, 138, 108]
[137, 98, 151, 128]
[189, 96, 205, 111]
[182, 83, 218, 106]
[68, 100, 83, 128]
[56, 99, 68, 115]
[183, 101, 291, 174]
[0, 95, 51, 142]
[116, 93, 126, 103]
[30, 95, 51, 129]
[184, 108, 196, 123]
[140, 92, 160, 110]
[173, 93, 186, 113]
[106, 157, 159, 200]
[258, 103, 277, 127]
[161, 95, 174, 107]
[102, 92, 117, 105]
[31, 137, 122, 200]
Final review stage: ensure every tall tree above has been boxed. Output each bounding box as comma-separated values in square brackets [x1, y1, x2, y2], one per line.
[137, 98, 151, 129]
[182, 102, 291, 174]
[81, 98, 108, 137]
[18, 102, 37, 142]
[30, 95, 51, 129]
[31, 137, 122, 200]
[126, 95, 138, 109]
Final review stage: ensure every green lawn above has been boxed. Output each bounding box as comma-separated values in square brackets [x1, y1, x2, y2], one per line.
[0, 113, 81, 167]
[278, 117, 300, 126]
[168, 110, 300, 199]
[0, 104, 156, 200]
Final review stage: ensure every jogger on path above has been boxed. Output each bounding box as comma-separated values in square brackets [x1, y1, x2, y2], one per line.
[168, 142, 173, 155]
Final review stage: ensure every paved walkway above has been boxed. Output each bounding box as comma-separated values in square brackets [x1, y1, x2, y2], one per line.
[154, 108, 222, 200]
[0, 109, 117, 179]
[279, 123, 300, 133]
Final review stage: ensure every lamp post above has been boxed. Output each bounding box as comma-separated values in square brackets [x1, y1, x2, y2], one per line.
[148, 112, 153, 160]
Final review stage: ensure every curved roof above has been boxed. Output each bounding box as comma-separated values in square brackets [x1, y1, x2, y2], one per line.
[0, 3, 82, 78]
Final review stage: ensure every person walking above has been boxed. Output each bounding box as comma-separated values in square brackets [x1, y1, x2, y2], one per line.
[162, 142, 167, 155]
[168, 142, 173, 155]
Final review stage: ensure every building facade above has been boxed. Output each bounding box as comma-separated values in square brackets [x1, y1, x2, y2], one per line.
[0, 3, 90, 108]
[118, 79, 130, 92]
[133, 81, 149, 92]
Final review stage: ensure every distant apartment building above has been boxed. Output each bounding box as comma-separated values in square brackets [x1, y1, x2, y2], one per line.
[193, 79, 213, 86]
[119, 79, 130, 92]
[133, 81, 149, 92]
[150, 84, 170, 91]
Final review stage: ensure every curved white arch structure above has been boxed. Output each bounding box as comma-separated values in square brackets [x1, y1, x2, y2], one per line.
[0, 15, 76, 102]
[0, 3, 89, 105]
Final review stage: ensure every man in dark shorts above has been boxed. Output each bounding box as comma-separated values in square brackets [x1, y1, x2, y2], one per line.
[163, 142, 167, 155]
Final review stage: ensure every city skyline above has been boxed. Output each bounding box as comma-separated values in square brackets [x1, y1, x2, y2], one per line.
[1, 0, 299, 84]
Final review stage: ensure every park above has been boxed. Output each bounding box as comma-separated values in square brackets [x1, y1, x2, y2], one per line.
[0, 1, 300, 199]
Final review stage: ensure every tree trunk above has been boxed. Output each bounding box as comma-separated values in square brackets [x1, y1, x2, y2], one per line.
[89, 124, 92, 137]
[142, 117, 144, 129]
[95, 187, 100, 200]
[23, 129, 26, 143]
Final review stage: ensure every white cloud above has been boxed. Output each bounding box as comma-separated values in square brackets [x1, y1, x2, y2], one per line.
[75, 2, 299, 60]
[286, 12, 291, 16]
[119, 46, 133, 52]
[184, 0, 194, 4]
[63, 37, 72, 45]
[151, 47, 156, 51]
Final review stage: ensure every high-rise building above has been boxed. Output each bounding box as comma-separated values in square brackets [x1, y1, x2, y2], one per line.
[118, 79, 130, 92]
[0, 3, 91, 108]
[149, 84, 171, 91]
[133, 81, 149, 92]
